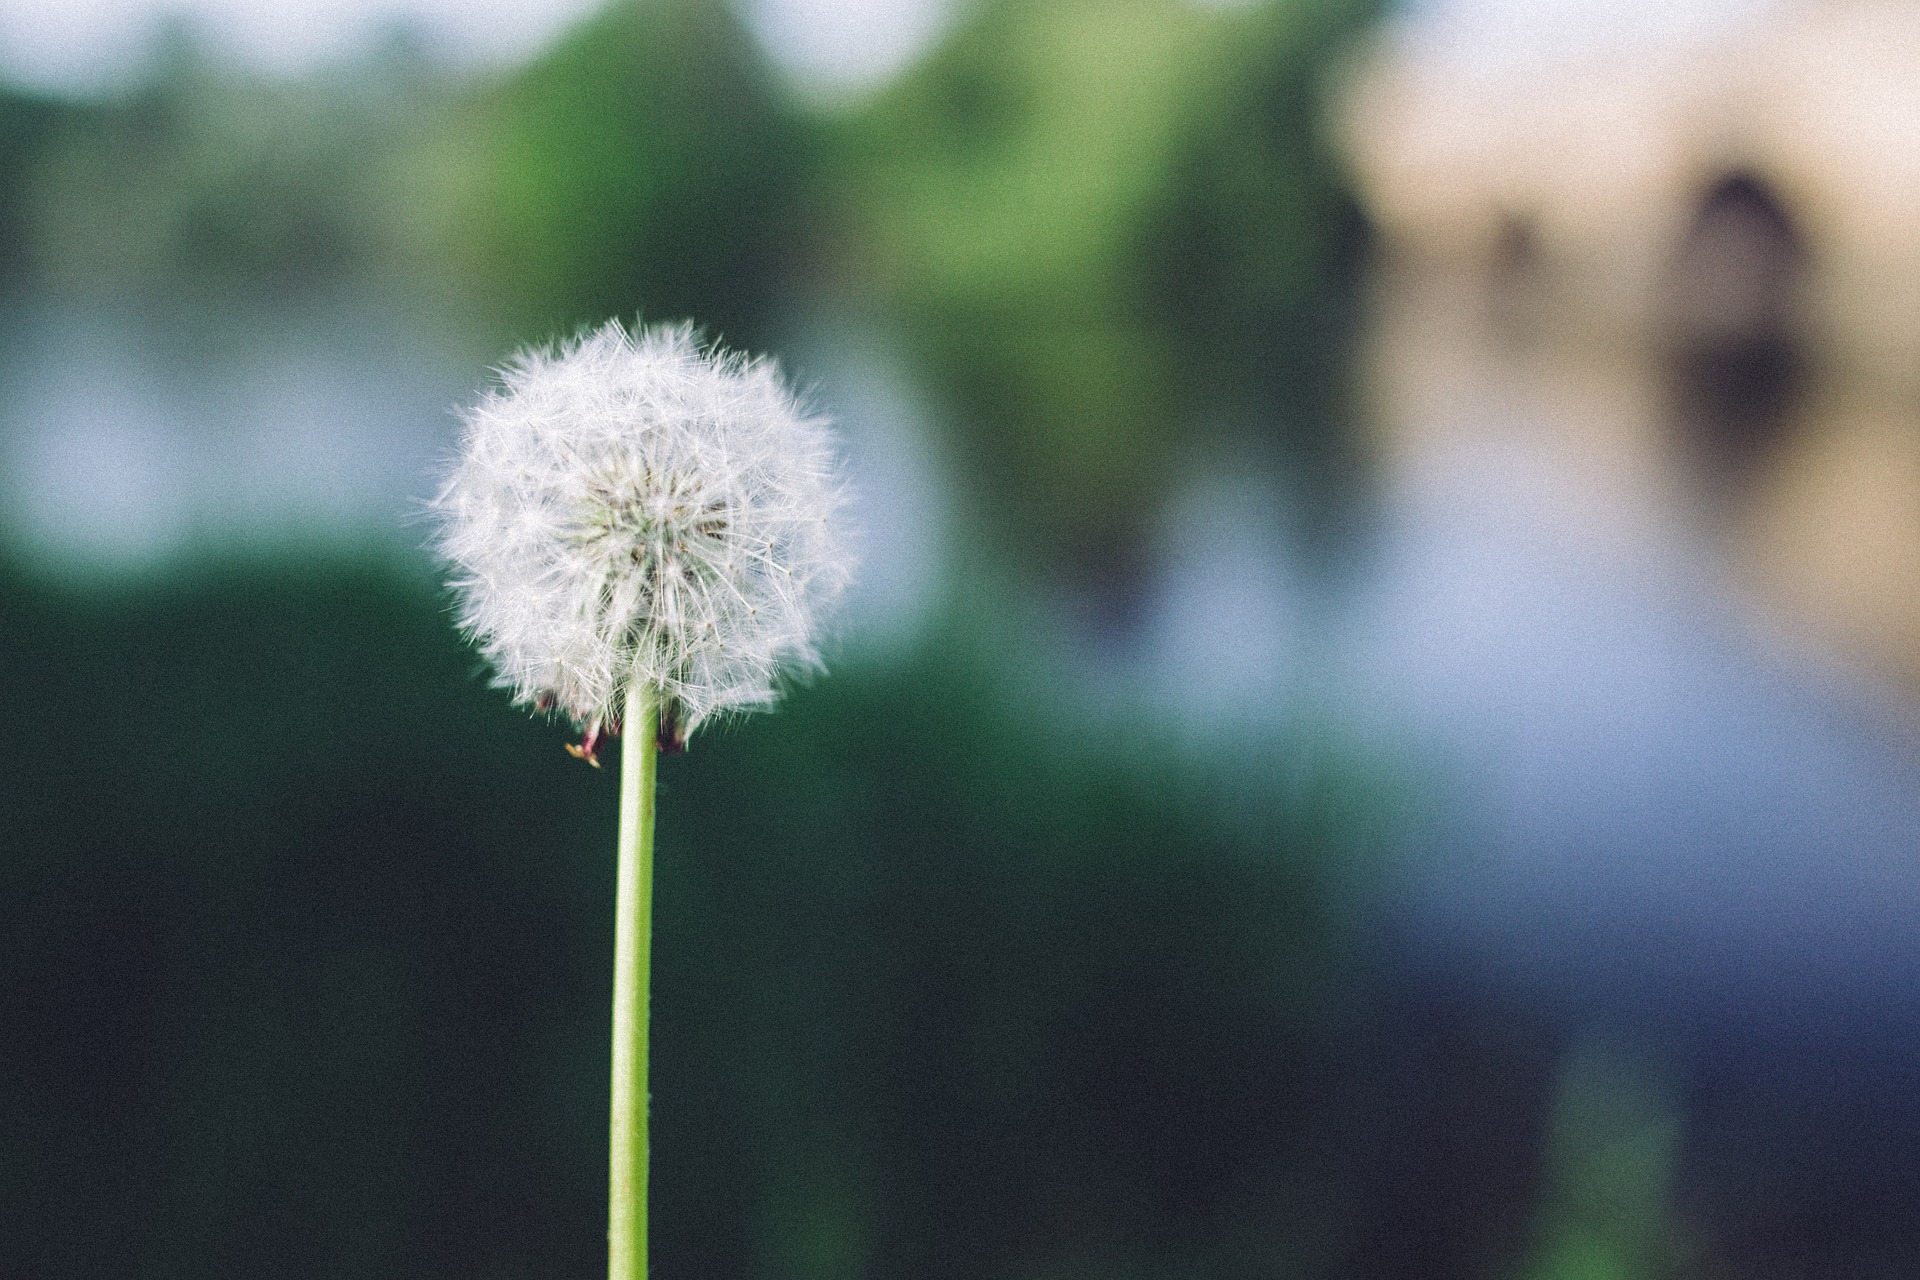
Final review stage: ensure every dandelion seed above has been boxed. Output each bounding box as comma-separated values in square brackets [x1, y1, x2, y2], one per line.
[434, 319, 850, 751]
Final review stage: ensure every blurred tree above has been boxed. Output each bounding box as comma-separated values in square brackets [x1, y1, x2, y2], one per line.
[830, 0, 1380, 595]
[21, 24, 439, 295]
[1138, 0, 1378, 488]
[0, 88, 68, 289]
[417, 0, 806, 348]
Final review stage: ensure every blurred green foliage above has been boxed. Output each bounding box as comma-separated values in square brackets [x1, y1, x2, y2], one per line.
[409, 0, 1379, 575]
[14, 31, 439, 295]
[414, 0, 804, 348]
[0, 87, 64, 286]
[833, 0, 1380, 570]
[0, 0, 1378, 581]
[0, 554, 1401, 1277]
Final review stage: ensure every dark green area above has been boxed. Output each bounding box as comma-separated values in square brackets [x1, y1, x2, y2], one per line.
[0, 555, 1552, 1278]
[0, 87, 67, 285]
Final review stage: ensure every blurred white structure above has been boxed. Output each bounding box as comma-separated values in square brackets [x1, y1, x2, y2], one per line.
[1338, 0, 1920, 695]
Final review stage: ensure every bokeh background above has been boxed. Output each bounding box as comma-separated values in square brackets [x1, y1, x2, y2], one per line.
[6, 0, 1920, 1276]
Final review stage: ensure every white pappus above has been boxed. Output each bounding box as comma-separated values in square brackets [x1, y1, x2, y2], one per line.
[434, 320, 849, 759]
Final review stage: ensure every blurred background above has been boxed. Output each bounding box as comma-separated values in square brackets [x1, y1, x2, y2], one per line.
[5, 0, 1920, 1275]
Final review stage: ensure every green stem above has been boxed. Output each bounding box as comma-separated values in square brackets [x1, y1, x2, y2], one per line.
[610, 683, 656, 1280]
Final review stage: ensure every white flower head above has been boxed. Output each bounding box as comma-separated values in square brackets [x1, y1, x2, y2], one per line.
[435, 320, 849, 756]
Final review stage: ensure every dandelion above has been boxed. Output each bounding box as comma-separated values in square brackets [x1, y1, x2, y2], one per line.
[437, 319, 848, 760]
[434, 319, 849, 1280]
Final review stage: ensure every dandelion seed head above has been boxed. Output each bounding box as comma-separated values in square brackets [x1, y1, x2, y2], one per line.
[434, 320, 850, 740]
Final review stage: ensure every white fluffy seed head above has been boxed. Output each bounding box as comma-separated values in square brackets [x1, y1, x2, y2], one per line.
[434, 320, 850, 740]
